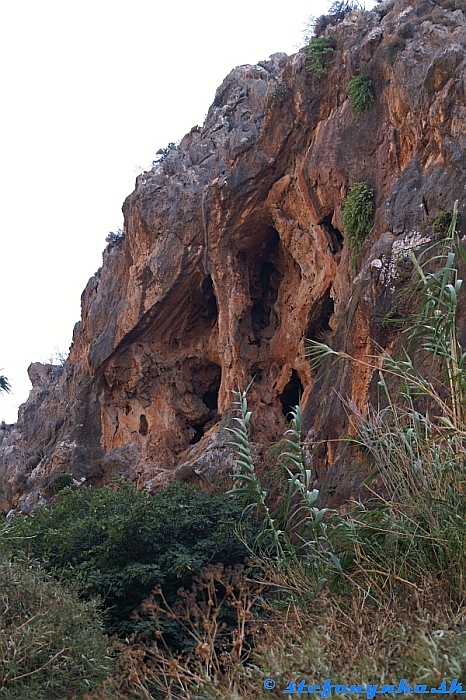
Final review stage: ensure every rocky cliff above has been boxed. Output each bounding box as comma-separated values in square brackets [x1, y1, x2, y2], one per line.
[2, 0, 466, 514]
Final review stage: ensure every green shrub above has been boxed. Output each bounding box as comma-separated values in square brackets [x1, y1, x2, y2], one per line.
[3, 480, 252, 639]
[433, 209, 457, 239]
[341, 182, 375, 267]
[0, 554, 111, 700]
[51, 473, 73, 493]
[306, 35, 337, 78]
[105, 227, 125, 244]
[347, 75, 374, 114]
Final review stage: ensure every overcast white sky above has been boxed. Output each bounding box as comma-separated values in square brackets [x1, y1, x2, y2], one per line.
[0, 0, 376, 423]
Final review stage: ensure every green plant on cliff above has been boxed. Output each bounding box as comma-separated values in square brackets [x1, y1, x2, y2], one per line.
[341, 182, 375, 267]
[433, 209, 460, 239]
[0, 372, 11, 394]
[269, 81, 288, 105]
[105, 227, 125, 244]
[386, 34, 405, 66]
[51, 472, 73, 493]
[347, 75, 374, 114]
[306, 34, 337, 78]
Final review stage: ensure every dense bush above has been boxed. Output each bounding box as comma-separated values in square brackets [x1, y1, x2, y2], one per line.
[3, 480, 252, 638]
[269, 80, 288, 106]
[347, 75, 374, 114]
[341, 182, 375, 267]
[0, 554, 111, 700]
[51, 473, 73, 493]
[306, 34, 337, 78]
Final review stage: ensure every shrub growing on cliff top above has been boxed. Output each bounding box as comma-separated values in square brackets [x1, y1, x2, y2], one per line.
[51, 472, 73, 493]
[105, 227, 125, 244]
[305, 1, 361, 39]
[341, 182, 375, 267]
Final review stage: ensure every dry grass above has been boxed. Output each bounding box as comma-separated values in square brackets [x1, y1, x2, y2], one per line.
[85, 575, 466, 700]
[87, 563, 265, 700]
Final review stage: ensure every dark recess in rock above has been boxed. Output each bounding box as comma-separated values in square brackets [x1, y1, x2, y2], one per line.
[182, 276, 218, 339]
[200, 276, 218, 328]
[305, 288, 334, 342]
[203, 387, 219, 411]
[319, 213, 344, 254]
[139, 414, 148, 436]
[280, 370, 304, 418]
[190, 424, 206, 445]
[188, 362, 221, 445]
[251, 260, 282, 340]
[242, 227, 284, 346]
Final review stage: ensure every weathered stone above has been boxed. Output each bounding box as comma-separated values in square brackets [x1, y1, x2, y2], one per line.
[1, 0, 466, 511]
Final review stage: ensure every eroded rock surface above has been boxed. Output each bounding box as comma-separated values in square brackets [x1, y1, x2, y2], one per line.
[2, 0, 466, 512]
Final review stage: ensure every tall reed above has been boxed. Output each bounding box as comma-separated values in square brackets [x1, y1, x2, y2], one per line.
[307, 202, 466, 602]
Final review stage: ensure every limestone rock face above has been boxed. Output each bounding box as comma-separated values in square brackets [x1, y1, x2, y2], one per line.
[2, 0, 466, 512]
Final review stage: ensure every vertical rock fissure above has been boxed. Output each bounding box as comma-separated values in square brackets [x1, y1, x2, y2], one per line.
[319, 213, 344, 255]
[280, 369, 304, 418]
[186, 362, 222, 445]
[241, 226, 284, 347]
[305, 288, 335, 342]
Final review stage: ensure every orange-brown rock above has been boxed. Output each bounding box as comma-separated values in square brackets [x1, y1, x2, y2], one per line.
[1, 0, 466, 512]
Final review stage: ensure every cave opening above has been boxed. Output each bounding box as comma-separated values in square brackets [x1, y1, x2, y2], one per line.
[190, 424, 205, 445]
[244, 227, 284, 345]
[201, 276, 218, 325]
[202, 387, 219, 411]
[183, 276, 218, 337]
[280, 370, 304, 418]
[305, 288, 334, 342]
[319, 212, 344, 254]
[188, 362, 221, 445]
[139, 414, 148, 436]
